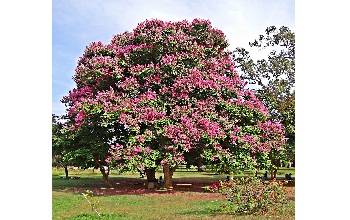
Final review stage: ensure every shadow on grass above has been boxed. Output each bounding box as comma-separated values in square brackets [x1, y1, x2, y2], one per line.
[53, 175, 294, 198]
[53, 176, 209, 196]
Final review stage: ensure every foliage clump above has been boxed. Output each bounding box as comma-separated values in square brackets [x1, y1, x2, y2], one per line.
[206, 176, 288, 214]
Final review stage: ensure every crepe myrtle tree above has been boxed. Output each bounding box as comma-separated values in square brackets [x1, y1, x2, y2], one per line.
[62, 19, 286, 189]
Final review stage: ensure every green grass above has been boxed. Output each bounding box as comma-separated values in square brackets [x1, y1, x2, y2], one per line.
[52, 168, 295, 219]
[53, 191, 228, 220]
[53, 190, 294, 220]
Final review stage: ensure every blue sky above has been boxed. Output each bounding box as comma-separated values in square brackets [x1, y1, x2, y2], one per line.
[52, 0, 295, 116]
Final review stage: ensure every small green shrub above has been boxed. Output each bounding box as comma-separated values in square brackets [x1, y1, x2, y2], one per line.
[82, 190, 101, 218]
[205, 176, 288, 215]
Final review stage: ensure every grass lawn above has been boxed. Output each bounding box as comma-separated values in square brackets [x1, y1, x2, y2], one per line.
[52, 168, 295, 220]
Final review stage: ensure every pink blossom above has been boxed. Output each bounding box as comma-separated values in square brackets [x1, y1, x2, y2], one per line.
[135, 136, 145, 143]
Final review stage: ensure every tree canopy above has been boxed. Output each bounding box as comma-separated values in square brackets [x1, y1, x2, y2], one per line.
[232, 26, 295, 162]
[62, 19, 286, 187]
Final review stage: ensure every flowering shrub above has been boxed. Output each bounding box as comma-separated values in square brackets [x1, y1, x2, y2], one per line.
[205, 176, 287, 214]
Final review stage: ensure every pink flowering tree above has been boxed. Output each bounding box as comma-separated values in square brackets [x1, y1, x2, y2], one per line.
[62, 19, 286, 189]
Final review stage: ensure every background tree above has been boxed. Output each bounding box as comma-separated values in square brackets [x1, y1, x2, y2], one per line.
[232, 26, 295, 176]
[52, 113, 124, 186]
[63, 19, 286, 188]
[52, 114, 75, 179]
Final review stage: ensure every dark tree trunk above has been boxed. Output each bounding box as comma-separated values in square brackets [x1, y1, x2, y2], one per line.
[269, 155, 281, 179]
[64, 165, 69, 179]
[145, 168, 156, 182]
[99, 165, 112, 187]
[94, 155, 112, 187]
[163, 164, 177, 189]
[270, 158, 280, 179]
[163, 164, 172, 189]
[270, 170, 274, 180]
[197, 157, 204, 172]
